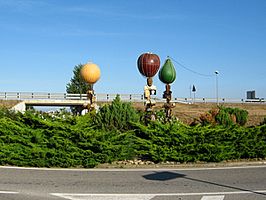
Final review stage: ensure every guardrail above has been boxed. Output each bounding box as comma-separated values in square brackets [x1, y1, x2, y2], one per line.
[0, 92, 145, 102]
[0, 92, 265, 104]
[174, 97, 265, 104]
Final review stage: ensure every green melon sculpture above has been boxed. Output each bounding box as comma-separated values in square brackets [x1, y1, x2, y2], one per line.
[159, 57, 176, 121]
[159, 58, 176, 84]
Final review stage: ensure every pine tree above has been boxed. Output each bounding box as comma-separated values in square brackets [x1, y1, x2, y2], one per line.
[66, 64, 92, 94]
[66, 64, 91, 115]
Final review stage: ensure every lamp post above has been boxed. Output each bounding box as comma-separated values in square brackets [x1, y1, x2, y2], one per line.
[189, 85, 192, 100]
[215, 70, 219, 105]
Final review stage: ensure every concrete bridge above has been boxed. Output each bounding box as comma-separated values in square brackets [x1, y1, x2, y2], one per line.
[12, 99, 93, 112]
[0, 92, 144, 112]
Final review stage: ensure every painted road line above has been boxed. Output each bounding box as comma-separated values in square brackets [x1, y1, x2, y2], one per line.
[201, 196, 225, 200]
[0, 191, 18, 194]
[51, 190, 266, 199]
[51, 193, 156, 200]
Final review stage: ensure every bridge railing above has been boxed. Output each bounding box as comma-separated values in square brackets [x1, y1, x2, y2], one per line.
[96, 93, 144, 102]
[0, 92, 87, 100]
[0, 92, 264, 104]
[0, 92, 145, 102]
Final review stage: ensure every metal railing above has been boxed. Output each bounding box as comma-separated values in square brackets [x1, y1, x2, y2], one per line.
[0, 92, 144, 102]
[0, 92, 264, 104]
[0, 92, 84, 100]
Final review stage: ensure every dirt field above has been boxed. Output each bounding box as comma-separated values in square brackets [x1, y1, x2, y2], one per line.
[0, 100, 21, 109]
[133, 102, 266, 126]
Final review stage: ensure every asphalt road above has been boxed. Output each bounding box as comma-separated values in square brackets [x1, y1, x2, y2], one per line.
[0, 165, 265, 200]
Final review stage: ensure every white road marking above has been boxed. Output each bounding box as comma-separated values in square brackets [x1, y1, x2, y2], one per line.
[51, 193, 156, 200]
[51, 190, 266, 200]
[201, 195, 225, 200]
[0, 191, 18, 194]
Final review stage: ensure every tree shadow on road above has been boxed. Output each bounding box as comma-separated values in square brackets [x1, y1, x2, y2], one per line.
[142, 171, 266, 197]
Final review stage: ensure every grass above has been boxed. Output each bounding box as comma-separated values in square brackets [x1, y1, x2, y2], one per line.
[132, 102, 266, 126]
[0, 100, 21, 109]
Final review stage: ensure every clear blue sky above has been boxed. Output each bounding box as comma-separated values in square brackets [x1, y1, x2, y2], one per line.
[0, 0, 265, 99]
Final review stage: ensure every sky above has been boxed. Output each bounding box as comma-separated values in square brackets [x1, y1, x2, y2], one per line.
[0, 0, 265, 99]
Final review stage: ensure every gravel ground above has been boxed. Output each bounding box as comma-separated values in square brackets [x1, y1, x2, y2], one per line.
[97, 159, 266, 169]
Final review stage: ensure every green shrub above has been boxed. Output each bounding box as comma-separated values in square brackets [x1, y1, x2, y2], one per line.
[260, 117, 266, 125]
[219, 107, 248, 126]
[133, 121, 266, 163]
[0, 107, 265, 168]
[200, 106, 248, 127]
[94, 95, 140, 131]
[0, 108, 23, 121]
[215, 109, 234, 127]
[234, 108, 248, 126]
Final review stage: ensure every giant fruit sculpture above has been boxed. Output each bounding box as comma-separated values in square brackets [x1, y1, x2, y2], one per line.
[159, 58, 176, 120]
[137, 52, 160, 121]
[137, 53, 160, 77]
[80, 62, 101, 112]
[159, 58, 176, 84]
[80, 63, 101, 84]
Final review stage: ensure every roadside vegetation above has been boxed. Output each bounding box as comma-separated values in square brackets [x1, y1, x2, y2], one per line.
[0, 96, 265, 168]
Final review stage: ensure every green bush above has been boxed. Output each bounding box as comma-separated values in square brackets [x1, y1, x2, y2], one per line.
[94, 95, 140, 131]
[219, 107, 248, 126]
[0, 107, 138, 168]
[133, 121, 266, 163]
[260, 117, 266, 125]
[200, 106, 248, 127]
[0, 105, 265, 168]
[215, 109, 234, 127]
[234, 108, 248, 126]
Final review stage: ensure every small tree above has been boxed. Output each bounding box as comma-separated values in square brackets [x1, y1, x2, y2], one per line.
[66, 64, 91, 94]
[94, 95, 140, 131]
[66, 64, 92, 114]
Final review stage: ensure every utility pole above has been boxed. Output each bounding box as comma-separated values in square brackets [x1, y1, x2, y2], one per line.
[189, 85, 192, 100]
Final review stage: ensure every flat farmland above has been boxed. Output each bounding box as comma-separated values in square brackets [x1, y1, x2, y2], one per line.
[133, 102, 266, 126]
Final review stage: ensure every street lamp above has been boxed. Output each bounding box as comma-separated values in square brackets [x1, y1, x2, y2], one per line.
[215, 70, 219, 105]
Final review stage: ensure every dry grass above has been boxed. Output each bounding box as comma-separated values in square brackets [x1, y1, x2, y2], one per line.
[133, 102, 266, 126]
[0, 100, 21, 109]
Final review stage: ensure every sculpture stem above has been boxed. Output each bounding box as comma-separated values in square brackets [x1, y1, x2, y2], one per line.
[87, 84, 96, 112]
[144, 77, 156, 122]
[163, 84, 173, 121]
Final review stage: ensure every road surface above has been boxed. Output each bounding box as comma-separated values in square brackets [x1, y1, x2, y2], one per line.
[0, 165, 265, 200]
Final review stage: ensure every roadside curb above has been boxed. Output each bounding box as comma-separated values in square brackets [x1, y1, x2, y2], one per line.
[97, 160, 266, 169]
[1, 160, 266, 171]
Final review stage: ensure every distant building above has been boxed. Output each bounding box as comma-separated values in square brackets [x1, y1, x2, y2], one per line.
[246, 90, 264, 102]
[247, 90, 256, 99]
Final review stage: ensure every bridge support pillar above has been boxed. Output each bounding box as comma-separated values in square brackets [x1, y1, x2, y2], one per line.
[11, 102, 26, 113]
